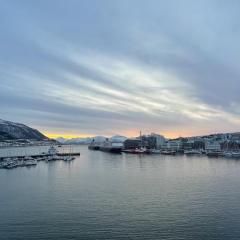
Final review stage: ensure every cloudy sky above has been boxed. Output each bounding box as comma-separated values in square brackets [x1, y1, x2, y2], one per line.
[1, 0, 240, 138]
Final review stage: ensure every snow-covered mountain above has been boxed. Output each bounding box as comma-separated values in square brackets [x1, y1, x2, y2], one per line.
[0, 119, 48, 141]
[110, 135, 127, 143]
[56, 135, 127, 144]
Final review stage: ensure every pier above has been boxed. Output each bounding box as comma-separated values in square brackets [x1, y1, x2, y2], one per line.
[0, 151, 81, 169]
[0, 152, 80, 161]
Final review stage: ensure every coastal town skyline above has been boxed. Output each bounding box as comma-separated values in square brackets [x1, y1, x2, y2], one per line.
[1, 1, 240, 138]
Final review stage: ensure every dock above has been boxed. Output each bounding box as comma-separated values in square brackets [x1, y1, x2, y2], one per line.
[0, 152, 80, 161]
[58, 153, 80, 156]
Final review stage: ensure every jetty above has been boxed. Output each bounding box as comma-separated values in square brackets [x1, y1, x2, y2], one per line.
[0, 146, 80, 169]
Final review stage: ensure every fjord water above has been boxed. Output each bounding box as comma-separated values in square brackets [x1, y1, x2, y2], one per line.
[1, 146, 240, 239]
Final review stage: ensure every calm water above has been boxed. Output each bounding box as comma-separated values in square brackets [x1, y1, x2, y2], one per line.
[1, 145, 240, 239]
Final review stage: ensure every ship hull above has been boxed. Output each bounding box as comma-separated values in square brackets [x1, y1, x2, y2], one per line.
[122, 149, 147, 154]
[88, 145, 100, 150]
[207, 151, 223, 157]
[99, 147, 122, 153]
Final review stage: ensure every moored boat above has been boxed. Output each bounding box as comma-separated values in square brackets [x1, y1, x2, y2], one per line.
[149, 149, 161, 154]
[231, 151, 240, 158]
[63, 156, 75, 161]
[25, 159, 37, 166]
[99, 140, 123, 153]
[161, 150, 176, 155]
[207, 150, 223, 157]
[122, 147, 147, 154]
[223, 152, 232, 158]
[88, 145, 100, 150]
[184, 150, 202, 155]
[88, 140, 100, 150]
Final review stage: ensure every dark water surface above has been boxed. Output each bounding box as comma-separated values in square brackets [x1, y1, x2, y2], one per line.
[1, 145, 240, 239]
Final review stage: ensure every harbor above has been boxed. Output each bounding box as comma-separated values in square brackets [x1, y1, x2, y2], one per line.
[0, 145, 80, 169]
[88, 131, 240, 159]
[2, 141, 240, 240]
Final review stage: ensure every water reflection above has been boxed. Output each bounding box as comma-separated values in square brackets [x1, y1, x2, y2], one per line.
[1, 146, 240, 239]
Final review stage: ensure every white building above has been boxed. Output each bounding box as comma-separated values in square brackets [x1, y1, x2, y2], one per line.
[150, 133, 166, 149]
[163, 140, 183, 151]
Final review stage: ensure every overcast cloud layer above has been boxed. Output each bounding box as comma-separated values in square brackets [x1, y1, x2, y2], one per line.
[1, 0, 240, 138]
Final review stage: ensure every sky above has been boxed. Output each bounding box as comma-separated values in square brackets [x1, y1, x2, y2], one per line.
[0, 0, 240, 138]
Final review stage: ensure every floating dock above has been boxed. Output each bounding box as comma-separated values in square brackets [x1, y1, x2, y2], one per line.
[0, 152, 80, 161]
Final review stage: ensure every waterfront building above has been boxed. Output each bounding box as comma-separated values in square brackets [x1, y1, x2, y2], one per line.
[183, 138, 205, 150]
[162, 140, 183, 152]
[141, 133, 166, 149]
[150, 133, 166, 149]
[205, 141, 221, 152]
[183, 139, 194, 150]
[123, 138, 141, 149]
[231, 132, 240, 141]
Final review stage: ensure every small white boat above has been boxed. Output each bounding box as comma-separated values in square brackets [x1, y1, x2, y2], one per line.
[25, 159, 37, 166]
[122, 147, 147, 154]
[149, 149, 161, 154]
[161, 150, 176, 155]
[63, 156, 75, 161]
[184, 150, 202, 155]
[231, 151, 240, 158]
[223, 152, 232, 158]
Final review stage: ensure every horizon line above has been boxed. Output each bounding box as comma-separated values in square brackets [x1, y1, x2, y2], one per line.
[44, 130, 240, 140]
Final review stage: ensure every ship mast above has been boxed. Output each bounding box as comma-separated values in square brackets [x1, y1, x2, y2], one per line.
[140, 130, 142, 149]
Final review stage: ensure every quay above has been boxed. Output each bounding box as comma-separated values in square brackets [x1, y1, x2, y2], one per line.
[58, 152, 80, 156]
[0, 152, 80, 161]
[0, 145, 81, 169]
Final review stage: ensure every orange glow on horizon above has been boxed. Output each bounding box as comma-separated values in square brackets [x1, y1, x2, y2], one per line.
[119, 129, 193, 139]
[44, 133, 95, 139]
[45, 130, 197, 139]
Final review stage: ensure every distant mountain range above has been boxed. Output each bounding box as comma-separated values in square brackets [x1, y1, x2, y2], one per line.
[0, 119, 48, 141]
[56, 135, 127, 144]
[0, 119, 127, 144]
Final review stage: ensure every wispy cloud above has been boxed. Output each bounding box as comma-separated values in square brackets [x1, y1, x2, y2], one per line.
[0, 0, 240, 137]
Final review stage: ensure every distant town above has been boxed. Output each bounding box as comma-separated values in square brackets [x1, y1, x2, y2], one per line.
[1, 118, 240, 158]
[85, 131, 240, 157]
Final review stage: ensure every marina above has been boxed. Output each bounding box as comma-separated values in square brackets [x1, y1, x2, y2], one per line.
[0, 145, 80, 169]
[2, 139, 240, 171]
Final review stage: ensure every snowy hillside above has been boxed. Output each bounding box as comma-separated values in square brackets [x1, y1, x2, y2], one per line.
[56, 135, 127, 144]
[0, 119, 48, 141]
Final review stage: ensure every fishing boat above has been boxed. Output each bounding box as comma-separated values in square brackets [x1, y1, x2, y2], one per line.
[123, 147, 148, 154]
[122, 131, 148, 154]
